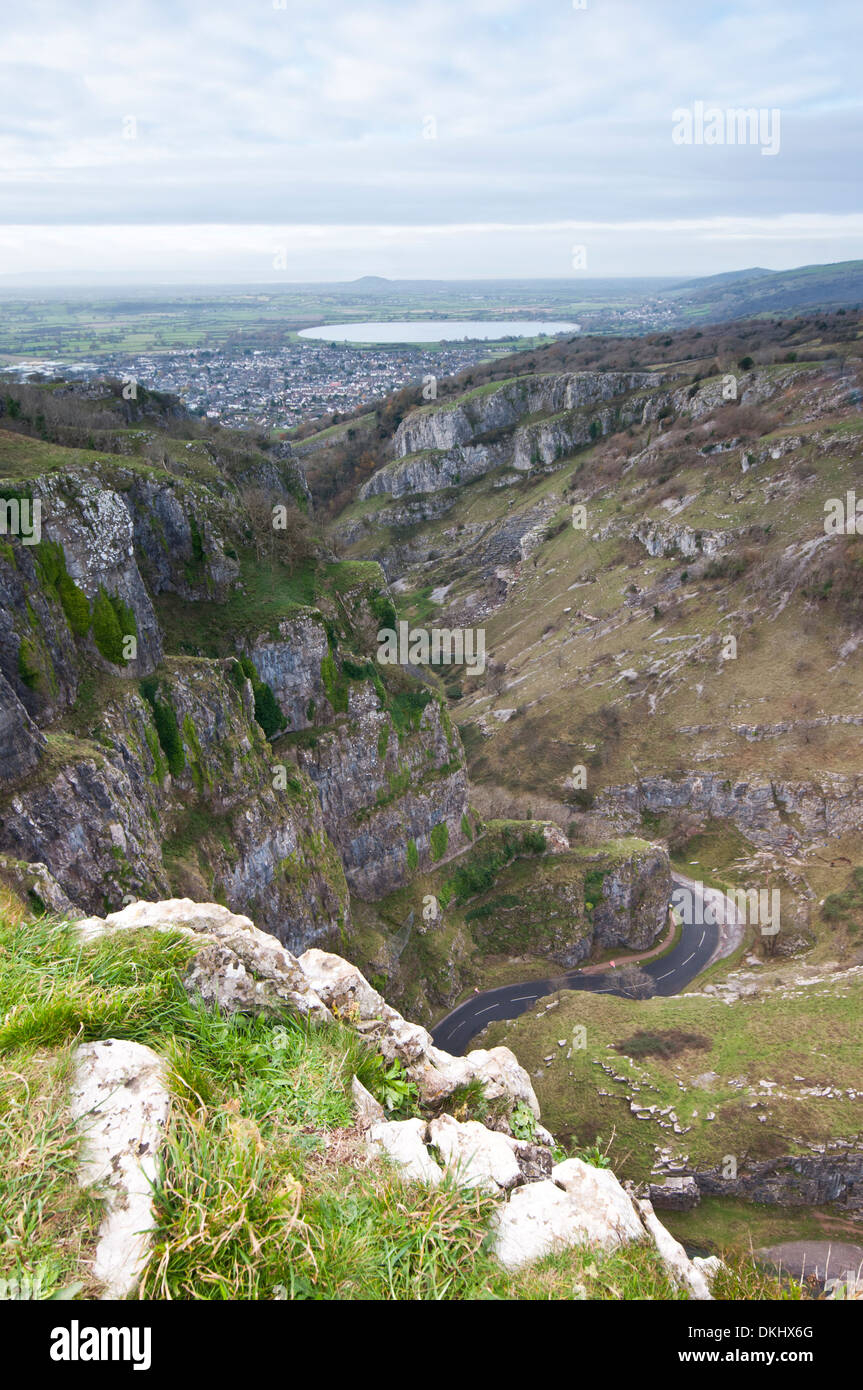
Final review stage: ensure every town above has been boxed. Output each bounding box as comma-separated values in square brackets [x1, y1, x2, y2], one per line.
[0, 337, 502, 432]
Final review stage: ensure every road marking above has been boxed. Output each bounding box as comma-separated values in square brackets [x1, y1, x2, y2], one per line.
[477, 1004, 497, 1015]
[699, 931, 705, 946]
[682, 952, 694, 964]
[656, 970, 674, 980]
[512, 994, 536, 1002]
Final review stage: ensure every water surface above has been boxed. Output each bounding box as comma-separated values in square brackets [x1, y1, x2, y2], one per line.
[298, 320, 580, 344]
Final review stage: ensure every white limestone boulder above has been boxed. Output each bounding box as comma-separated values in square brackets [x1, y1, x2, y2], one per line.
[492, 1180, 587, 1269]
[76, 899, 330, 1023]
[351, 1074, 385, 1129]
[420, 1043, 541, 1118]
[550, 1157, 647, 1248]
[69, 1039, 170, 1299]
[366, 1119, 442, 1185]
[428, 1114, 522, 1193]
[637, 1198, 713, 1300]
[299, 948, 430, 1063]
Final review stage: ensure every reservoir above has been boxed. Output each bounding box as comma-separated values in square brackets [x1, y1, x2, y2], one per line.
[298, 320, 580, 344]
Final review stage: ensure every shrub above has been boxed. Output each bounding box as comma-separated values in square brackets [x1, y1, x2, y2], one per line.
[406, 839, 419, 871]
[34, 541, 91, 637]
[320, 648, 349, 715]
[92, 589, 136, 666]
[58, 574, 91, 636]
[233, 656, 287, 738]
[616, 1029, 710, 1059]
[444, 826, 544, 904]
[17, 636, 43, 690]
[140, 678, 186, 778]
[370, 591, 397, 630]
[430, 822, 449, 862]
[387, 688, 432, 735]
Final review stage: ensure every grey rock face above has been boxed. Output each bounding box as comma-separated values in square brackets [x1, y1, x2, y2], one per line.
[631, 519, 731, 559]
[361, 371, 668, 500]
[695, 1149, 863, 1213]
[249, 614, 331, 730]
[37, 474, 163, 677]
[247, 612, 471, 897]
[0, 659, 350, 952]
[296, 682, 470, 897]
[392, 371, 663, 459]
[649, 1175, 701, 1211]
[595, 773, 863, 853]
[125, 474, 240, 602]
[592, 844, 672, 952]
[0, 670, 45, 782]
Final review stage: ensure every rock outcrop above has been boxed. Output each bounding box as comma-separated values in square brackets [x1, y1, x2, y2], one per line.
[694, 1148, 863, 1215]
[73, 899, 540, 1119]
[0, 659, 350, 951]
[594, 772, 863, 854]
[360, 371, 667, 500]
[64, 896, 714, 1298]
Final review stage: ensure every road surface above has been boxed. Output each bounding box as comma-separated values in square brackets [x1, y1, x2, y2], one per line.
[432, 873, 737, 1055]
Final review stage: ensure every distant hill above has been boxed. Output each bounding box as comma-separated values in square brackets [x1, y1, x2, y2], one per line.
[666, 259, 863, 321]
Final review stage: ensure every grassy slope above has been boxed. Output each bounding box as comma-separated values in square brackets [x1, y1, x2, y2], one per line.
[482, 973, 863, 1187]
[331, 349, 863, 963]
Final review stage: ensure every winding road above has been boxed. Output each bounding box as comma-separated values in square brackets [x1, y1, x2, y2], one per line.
[432, 873, 741, 1055]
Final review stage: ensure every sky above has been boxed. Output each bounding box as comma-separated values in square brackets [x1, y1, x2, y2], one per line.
[1, 0, 862, 283]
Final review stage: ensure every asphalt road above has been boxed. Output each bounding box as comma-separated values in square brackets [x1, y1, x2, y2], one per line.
[432, 874, 724, 1056]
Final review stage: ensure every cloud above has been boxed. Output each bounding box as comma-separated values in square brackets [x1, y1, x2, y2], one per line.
[0, 0, 860, 277]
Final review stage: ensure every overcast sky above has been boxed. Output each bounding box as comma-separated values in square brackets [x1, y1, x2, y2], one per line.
[1, 0, 861, 282]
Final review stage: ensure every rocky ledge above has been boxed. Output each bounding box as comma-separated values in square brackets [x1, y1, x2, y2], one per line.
[69, 896, 717, 1300]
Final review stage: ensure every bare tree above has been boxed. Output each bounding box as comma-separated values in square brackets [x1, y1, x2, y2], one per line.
[614, 964, 656, 999]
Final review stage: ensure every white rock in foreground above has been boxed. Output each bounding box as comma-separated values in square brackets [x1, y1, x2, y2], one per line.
[492, 1158, 713, 1299]
[551, 1158, 647, 1247]
[75, 903, 539, 1125]
[492, 1180, 588, 1269]
[637, 1199, 713, 1300]
[351, 1075, 385, 1129]
[428, 1114, 522, 1193]
[366, 1119, 442, 1185]
[76, 899, 330, 1023]
[299, 947, 430, 1063]
[300, 948, 540, 1118]
[69, 1039, 170, 1299]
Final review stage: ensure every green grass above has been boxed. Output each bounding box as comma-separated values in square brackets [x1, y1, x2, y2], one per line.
[483, 973, 863, 1186]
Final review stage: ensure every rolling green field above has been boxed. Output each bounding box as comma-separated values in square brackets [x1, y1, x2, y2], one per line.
[0, 282, 609, 359]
